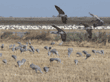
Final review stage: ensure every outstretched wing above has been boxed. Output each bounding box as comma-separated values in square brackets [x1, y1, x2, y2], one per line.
[89, 12, 100, 20]
[52, 25, 66, 42]
[55, 5, 65, 14]
[89, 12, 94, 17]
[61, 17, 67, 24]
[52, 25, 63, 32]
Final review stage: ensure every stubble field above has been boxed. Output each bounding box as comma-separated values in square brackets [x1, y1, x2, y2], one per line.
[0, 29, 110, 82]
[0, 17, 110, 82]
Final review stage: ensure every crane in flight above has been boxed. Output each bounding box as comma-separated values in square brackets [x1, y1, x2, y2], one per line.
[51, 25, 66, 45]
[54, 5, 67, 24]
[89, 12, 104, 26]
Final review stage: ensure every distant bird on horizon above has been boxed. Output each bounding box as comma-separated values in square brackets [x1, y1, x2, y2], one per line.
[54, 5, 67, 24]
[51, 25, 66, 45]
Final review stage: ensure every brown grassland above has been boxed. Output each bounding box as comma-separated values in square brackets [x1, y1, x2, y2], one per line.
[0, 29, 110, 82]
[0, 17, 110, 25]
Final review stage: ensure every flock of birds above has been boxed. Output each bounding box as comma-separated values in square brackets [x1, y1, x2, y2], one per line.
[0, 5, 105, 74]
[0, 40, 104, 74]
[52, 5, 105, 45]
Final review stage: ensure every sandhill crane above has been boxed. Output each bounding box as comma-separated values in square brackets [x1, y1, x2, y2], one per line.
[17, 59, 26, 67]
[51, 25, 66, 45]
[79, 23, 97, 39]
[12, 55, 17, 61]
[74, 59, 78, 65]
[82, 50, 88, 54]
[48, 49, 59, 56]
[50, 58, 61, 63]
[12, 44, 16, 52]
[44, 46, 51, 51]
[9, 44, 13, 48]
[3, 59, 7, 64]
[43, 67, 50, 73]
[89, 12, 104, 26]
[55, 5, 67, 24]
[17, 42, 21, 44]
[29, 40, 31, 45]
[51, 42, 55, 45]
[85, 53, 91, 60]
[15, 46, 21, 51]
[28, 49, 33, 52]
[36, 49, 40, 53]
[76, 52, 84, 57]
[20, 48, 27, 53]
[92, 50, 104, 55]
[82, 50, 91, 60]
[17, 61, 22, 67]
[0, 53, 2, 57]
[1, 44, 4, 50]
[30, 63, 43, 74]
[68, 48, 73, 57]
[29, 45, 35, 54]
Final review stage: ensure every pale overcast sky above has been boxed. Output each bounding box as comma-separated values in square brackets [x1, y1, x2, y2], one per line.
[0, 0, 109, 17]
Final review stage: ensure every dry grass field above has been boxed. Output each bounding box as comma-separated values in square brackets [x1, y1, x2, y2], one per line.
[0, 40, 110, 82]
[0, 29, 110, 82]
